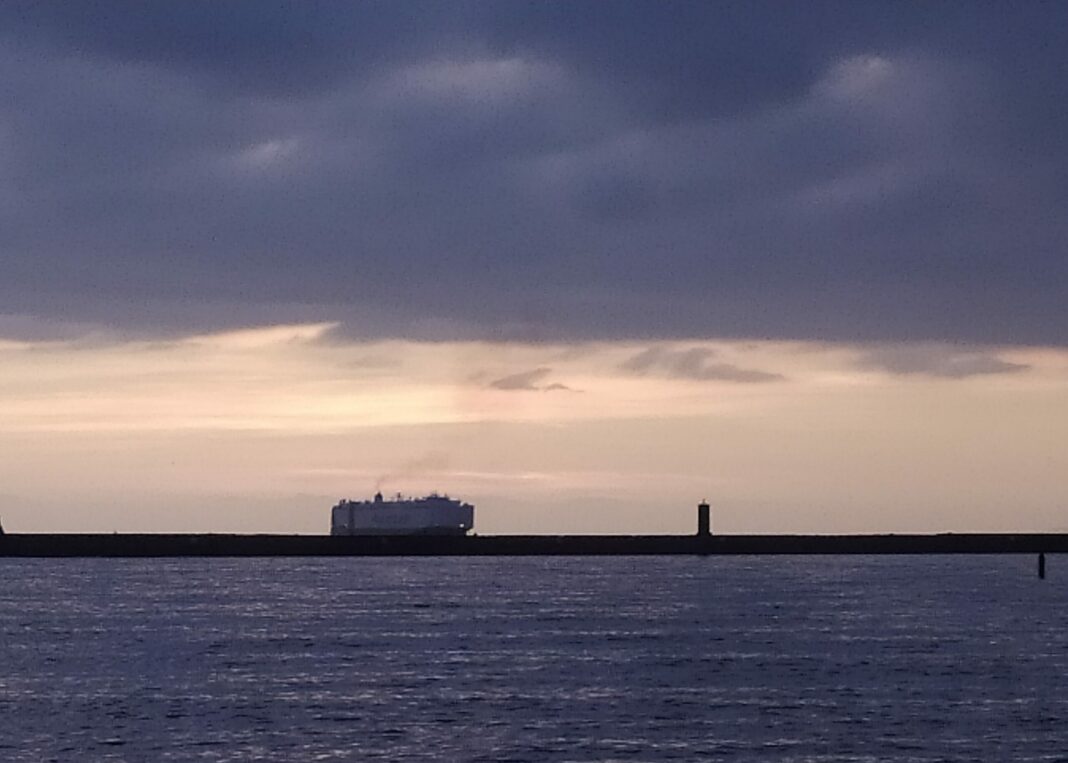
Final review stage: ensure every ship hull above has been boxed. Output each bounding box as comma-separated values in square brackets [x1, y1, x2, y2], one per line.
[330, 525, 471, 537]
[330, 494, 474, 536]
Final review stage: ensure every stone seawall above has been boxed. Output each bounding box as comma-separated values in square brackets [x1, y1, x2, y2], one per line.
[1, 533, 1066, 557]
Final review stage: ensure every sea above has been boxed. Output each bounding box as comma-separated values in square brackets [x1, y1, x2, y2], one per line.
[0, 555, 1064, 761]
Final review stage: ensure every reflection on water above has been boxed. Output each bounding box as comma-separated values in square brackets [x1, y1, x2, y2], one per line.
[0, 556, 1065, 761]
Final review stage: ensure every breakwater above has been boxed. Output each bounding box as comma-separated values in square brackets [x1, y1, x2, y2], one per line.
[1, 533, 1066, 557]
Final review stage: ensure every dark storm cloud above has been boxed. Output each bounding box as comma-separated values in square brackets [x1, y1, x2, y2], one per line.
[621, 347, 783, 383]
[2, 2, 1067, 343]
[0, 2, 446, 95]
[856, 344, 1029, 379]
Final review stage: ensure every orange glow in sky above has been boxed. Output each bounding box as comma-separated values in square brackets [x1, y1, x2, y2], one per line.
[1, 324, 1065, 534]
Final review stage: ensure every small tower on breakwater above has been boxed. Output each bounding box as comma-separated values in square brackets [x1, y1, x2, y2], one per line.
[697, 501, 711, 536]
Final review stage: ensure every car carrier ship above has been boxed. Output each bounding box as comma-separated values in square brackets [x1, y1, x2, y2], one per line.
[330, 492, 474, 536]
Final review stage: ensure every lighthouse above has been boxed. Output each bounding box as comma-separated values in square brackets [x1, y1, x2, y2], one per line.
[697, 501, 711, 536]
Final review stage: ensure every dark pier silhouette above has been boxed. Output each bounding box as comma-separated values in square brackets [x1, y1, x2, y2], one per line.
[0, 532, 1064, 558]
[1, 503, 1061, 558]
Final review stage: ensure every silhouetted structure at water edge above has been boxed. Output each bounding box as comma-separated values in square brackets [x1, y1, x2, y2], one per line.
[1, 502, 1064, 557]
[1, 533, 1066, 558]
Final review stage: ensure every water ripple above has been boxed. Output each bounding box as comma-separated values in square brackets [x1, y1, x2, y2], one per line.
[0, 555, 1065, 761]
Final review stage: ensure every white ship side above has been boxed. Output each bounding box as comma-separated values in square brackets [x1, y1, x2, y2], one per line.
[330, 492, 474, 536]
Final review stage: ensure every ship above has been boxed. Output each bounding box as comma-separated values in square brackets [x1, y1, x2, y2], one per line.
[330, 492, 474, 536]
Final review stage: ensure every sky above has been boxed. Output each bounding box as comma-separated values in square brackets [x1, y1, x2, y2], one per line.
[1, 2, 1066, 533]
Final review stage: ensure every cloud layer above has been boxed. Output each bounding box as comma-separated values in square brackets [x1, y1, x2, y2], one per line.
[621, 347, 783, 383]
[856, 344, 1029, 379]
[2, 3, 1067, 343]
[488, 367, 573, 391]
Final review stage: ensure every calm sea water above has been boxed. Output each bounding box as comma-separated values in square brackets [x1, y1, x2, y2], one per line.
[0, 555, 1065, 761]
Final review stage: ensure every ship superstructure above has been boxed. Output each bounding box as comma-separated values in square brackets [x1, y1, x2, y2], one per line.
[330, 492, 474, 536]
